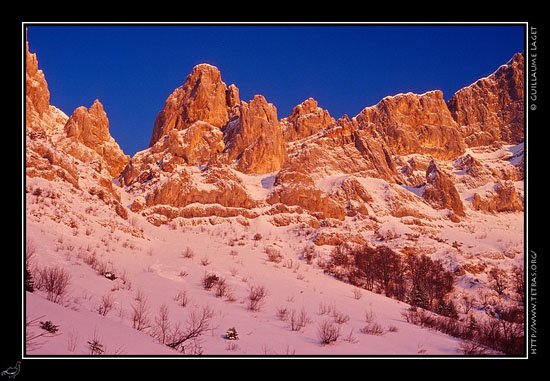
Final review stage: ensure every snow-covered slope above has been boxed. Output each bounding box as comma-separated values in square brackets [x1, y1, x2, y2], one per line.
[26, 178, 463, 355]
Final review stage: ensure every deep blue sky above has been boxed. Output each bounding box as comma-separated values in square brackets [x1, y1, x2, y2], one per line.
[27, 25, 524, 156]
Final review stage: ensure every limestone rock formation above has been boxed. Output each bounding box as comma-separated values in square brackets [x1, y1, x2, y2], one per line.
[25, 42, 50, 125]
[267, 169, 346, 220]
[282, 98, 334, 141]
[149, 64, 234, 146]
[422, 160, 465, 217]
[448, 53, 524, 146]
[471, 181, 523, 212]
[355, 91, 465, 160]
[25, 40, 129, 220]
[64, 100, 129, 177]
[455, 154, 486, 178]
[224, 95, 286, 174]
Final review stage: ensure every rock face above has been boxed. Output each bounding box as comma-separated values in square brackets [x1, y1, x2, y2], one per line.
[448, 53, 524, 146]
[355, 91, 465, 160]
[422, 160, 465, 217]
[26, 42, 524, 231]
[267, 169, 346, 220]
[25, 40, 129, 220]
[64, 100, 129, 177]
[149, 64, 234, 146]
[472, 181, 523, 212]
[224, 95, 286, 174]
[25, 42, 50, 126]
[282, 98, 334, 141]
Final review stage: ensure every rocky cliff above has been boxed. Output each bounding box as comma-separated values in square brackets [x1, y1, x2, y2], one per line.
[448, 53, 524, 146]
[26, 41, 524, 230]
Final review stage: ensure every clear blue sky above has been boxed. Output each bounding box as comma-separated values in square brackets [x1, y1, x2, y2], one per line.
[27, 25, 524, 156]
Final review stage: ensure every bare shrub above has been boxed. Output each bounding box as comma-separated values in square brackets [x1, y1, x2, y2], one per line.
[283, 258, 294, 269]
[342, 328, 358, 344]
[276, 306, 289, 321]
[97, 294, 115, 316]
[26, 238, 36, 262]
[460, 295, 476, 314]
[226, 341, 239, 351]
[488, 268, 507, 295]
[182, 247, 194, 259]
[458, 340, 488, 355]
[26, 315, 60, 351]
[352, 288, 363, 300]
[289, 307, 311, 331]
[512, 265, 525, 303]
[301, 244, 316, 264]
[215, 278, 230, 298]
[87, 330, 104, 355]
[332, 310, 350, 325]
[265, 247, 283, 263]
[202, 272, 219, 290]
[174, 290, 189, 307]
[152, 304, 171, 345]
[131, 297, 151, 331]
[318, 302, 334, 316]
[166, 306, 214, 353]
[229, 250, 238, 257]
[318, 319, 340, 345]
[248, 284, 268, 312]
[230, 267, 239, 277]
[364, 309, 376, 323]
[118, 271, 132, 290]
[25, 239, 36, 292]
[253, 233, 263, 241]
[359, 322, 384, 335]
[200, 257, 211, 266]
[37, 266, 71, 303]
[388, 325, 399, 333]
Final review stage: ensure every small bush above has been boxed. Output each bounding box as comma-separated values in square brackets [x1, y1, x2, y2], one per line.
[247, 285, 268, 312]
[342, 328, 358, 344]
[97, 294, 115, 316]
[265, 247, 283, 263]
[182, 247, 194, 259]
[289, 307, 311, 331]
[202, 273, 219, 290]
[276, 306, 289, 321]
[225, 327, 239, 340]
[131, 297, 151, 331]
[352, 288, 363, 300]
[318, 302, 334, 316]
[87, 331, 104, 355]
[364, 309, 376, 323]
[318, 320, 340, 345]
[387, 325, 399, 333]
[39, 320, 59, 334]
[458, 340, 488, 355]
[332, 311, 350, 325]
[301, 245, 316, 264]
[215, 278, 229, 298]
[253, 233, 263, 241]
[360, 322, 384, 335]
[200, 257, 211, 266]
[37, 266, 71, 303]
[174, 290, 189, 307]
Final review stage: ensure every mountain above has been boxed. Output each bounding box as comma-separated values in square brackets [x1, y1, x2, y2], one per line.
[25, 39, 525, 356]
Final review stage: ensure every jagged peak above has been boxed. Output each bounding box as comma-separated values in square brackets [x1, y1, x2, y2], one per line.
[189, 63, 223, 82]
[506, 52, 524, 66]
